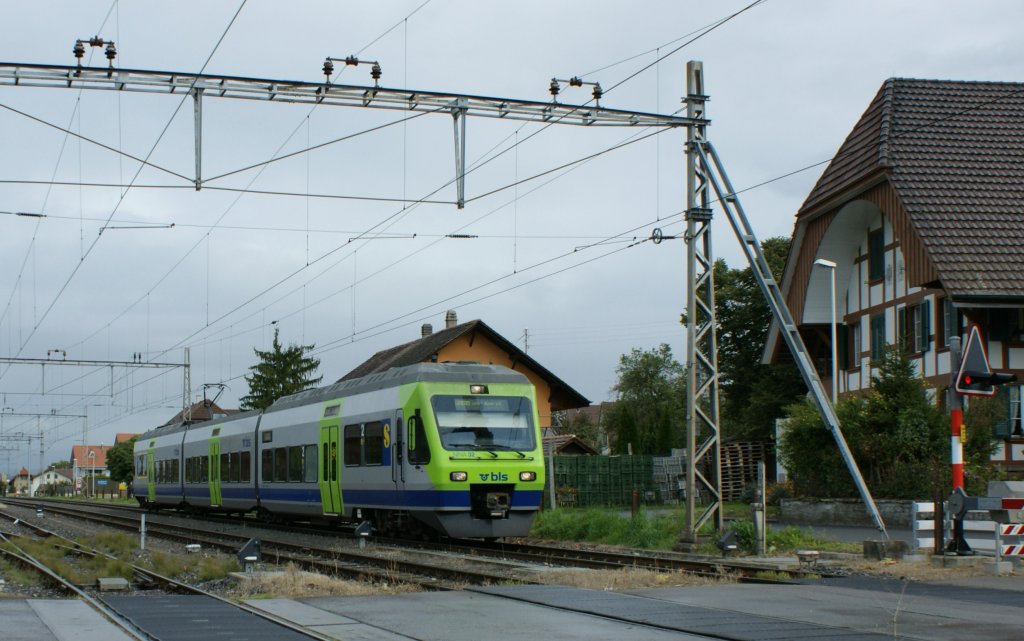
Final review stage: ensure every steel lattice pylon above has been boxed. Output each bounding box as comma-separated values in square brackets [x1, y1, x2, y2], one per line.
[677, 61, 723, 551]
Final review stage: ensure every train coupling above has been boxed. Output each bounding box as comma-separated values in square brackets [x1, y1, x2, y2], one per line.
[486, 491, 510, 518]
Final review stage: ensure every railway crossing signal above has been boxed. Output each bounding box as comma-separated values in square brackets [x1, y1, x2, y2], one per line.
[954, 326, 1017, 396]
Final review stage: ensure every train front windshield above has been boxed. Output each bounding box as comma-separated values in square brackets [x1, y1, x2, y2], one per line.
[432, 395, 536, 452]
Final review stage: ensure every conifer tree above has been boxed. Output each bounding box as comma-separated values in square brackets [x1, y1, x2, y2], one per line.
[240, 328, 322, 411]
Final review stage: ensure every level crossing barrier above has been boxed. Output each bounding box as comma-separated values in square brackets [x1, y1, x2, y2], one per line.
[996, 523, 1024, 560]
[911, 501, 997, 555]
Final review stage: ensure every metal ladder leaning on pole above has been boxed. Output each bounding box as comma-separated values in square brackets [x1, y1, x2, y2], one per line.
[686, 85, 888, 538]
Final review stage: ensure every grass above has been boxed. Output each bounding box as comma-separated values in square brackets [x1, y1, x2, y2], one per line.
[530, 508, 683, 549]
[530, 506, 858, 554]
[0, 538, 133, 585]
[232, 562, 421, 598]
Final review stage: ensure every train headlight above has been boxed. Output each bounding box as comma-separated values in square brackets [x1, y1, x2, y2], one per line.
[519, 471, 536, 482]
[450, 471, 468, 482]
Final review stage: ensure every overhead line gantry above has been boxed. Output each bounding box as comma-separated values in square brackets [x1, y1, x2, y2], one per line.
[0, 58, 887, 541]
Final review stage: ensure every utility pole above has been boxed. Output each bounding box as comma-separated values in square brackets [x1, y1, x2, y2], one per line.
[677, 61, 723, 550]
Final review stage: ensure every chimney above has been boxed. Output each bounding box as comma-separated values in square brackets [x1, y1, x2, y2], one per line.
[445, 309, 458, 329]
[421, 323, 433, 337]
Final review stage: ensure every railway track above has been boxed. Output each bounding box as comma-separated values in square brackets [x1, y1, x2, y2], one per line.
[0, 512, 333, 640]
[7, 498, 832, 586]
[1, 499, 536, 589]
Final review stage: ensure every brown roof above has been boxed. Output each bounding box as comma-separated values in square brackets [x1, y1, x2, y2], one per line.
[162, 400, 239, 426]
[798, 78, 1024, 302]
[542, 434, 598, 457]
[340, 319, 590, 409]
[114, 433, 138, 444]
[71, 444, 111, 469]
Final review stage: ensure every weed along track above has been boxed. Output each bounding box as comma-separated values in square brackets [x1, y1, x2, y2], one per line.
[2, 499, 539, 589]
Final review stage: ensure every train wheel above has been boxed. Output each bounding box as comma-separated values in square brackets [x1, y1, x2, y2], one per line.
[257, 507, 274, 524]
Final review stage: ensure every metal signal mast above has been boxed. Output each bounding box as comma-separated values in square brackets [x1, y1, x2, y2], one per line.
[679, 62, 887, 540]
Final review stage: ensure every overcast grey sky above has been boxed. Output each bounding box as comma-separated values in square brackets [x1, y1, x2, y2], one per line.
[2, 1, 1022, 475]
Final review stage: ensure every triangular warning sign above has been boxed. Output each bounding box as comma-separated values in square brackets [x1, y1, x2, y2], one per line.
[955, 325, 994, 396]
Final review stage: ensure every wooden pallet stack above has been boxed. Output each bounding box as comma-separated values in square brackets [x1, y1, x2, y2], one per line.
[719, 441, 766, 501]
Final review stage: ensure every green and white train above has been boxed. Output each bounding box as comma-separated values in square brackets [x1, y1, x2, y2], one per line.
[132, 362, 546, 538]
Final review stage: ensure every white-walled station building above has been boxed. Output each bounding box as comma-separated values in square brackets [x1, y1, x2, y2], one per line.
[766, 78, 1024, 471]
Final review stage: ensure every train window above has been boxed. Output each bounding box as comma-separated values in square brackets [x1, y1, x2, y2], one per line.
[200, 456, 209, 483]
[229, 452, 240, 483]
[364, 421, 384, 466]
[288, 446, 303, 482]
[324, 404, 340, 418]
[408, 414, 431, 465]
[172, 459, 180, 482]
[344, 424, 361, 466]
[262, 430, 273, 443]
[185, 458, 192, 483]
[323, 443, 329, 482]
[240, 451, 251, 483]
[261, 450, 273, 482]
[220, 453, 230, 482]
[274, 447, 288, 482]
[304, 445, 318, 482]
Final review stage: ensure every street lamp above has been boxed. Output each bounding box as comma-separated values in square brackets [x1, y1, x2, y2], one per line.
[87, 450, 96, 498]
[813, 258, 838, 404]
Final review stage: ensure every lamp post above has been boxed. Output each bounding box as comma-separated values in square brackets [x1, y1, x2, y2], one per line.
[814, 258, 838, 404]
[87, 450, 96, 498]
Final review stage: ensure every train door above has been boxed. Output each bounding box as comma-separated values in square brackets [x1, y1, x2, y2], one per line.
[391, 410, 405, 491]
[209, 437, 222, 507]
[319, 406, 343, 515]
[146, 443, 155, 503]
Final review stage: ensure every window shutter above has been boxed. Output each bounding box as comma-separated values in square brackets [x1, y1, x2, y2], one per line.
[920, 299, 931, 352]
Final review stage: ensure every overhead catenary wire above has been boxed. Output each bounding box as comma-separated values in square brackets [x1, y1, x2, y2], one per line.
[0, 0, 250, 386]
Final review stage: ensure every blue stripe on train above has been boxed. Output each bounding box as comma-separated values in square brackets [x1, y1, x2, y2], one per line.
[343, 489, 543, 509]
[161, 486, 543, 509]
[182, 487, 257, 500]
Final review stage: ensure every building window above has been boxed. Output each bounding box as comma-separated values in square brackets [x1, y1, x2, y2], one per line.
[937, 297, 951, 347]
[870, 313, 886, 361]
[898, 301, 931, 354]
[868, 229, 885, 282]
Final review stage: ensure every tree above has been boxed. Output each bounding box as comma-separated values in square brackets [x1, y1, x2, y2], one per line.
[603, 344, 685, 455]
[240, 328, 323, 411]
[777, 346, 992, 499]
[713, 236, 805, 440]
[106, 437, 137, 484]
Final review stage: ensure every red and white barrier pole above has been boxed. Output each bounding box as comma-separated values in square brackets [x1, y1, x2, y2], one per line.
[947, 335, 972, 555]
[951, 406, 964, 491]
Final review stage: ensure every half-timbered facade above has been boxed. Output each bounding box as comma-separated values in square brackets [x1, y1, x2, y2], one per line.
[766, 78, 1024, 470]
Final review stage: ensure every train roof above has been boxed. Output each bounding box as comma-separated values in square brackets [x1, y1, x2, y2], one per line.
[267, 361, 531, 412]
[136, 362, 530, 441]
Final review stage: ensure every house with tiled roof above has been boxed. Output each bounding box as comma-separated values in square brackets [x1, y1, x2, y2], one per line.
[340, 311, 590, 427]
[765, 78, 1024, 469]
[11, 467, 32, 495]
[71, 444, 112, 476]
